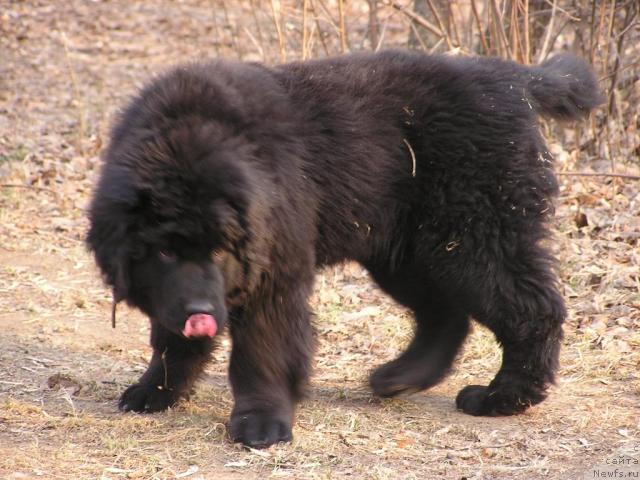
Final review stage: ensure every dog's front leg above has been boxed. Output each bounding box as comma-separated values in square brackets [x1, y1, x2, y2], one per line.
[228, 285, 314, 448]
[119, 320, 215, 412]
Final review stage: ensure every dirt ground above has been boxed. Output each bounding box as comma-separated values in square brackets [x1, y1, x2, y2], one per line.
[1, 2, 639, 479]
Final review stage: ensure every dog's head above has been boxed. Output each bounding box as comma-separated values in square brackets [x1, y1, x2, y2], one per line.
[87, 91, 258, 338]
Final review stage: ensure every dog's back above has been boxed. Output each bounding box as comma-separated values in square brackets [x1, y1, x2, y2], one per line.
[276, 51, 602, 267]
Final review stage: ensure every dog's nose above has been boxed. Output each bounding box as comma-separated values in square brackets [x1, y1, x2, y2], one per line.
[185, 300, 215, 315]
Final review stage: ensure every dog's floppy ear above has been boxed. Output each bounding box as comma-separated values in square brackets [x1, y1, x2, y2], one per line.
[87, 218, 131, 298]
[111, 248, 130, 303]
[87, 218, 132, 328]
[109, 249, 130, 328]
[209, 197, 249, 261]
[201, 155, 253, 259]
[87, 163, 141, 311]
[207, 173, 273, 293]
[87, 186, 134, 326]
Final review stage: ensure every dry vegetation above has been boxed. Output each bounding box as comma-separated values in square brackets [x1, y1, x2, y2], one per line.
[1, 1, 639, 479]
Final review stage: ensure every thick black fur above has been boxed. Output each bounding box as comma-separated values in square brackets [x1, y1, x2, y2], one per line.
[87, 50, 602, 448]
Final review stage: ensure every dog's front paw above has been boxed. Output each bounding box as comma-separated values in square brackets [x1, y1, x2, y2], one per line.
[229, 410, 293, 449]
[119, 383, 178, 413]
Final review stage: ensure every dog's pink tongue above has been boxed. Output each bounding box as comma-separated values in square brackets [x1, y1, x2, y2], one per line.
[183, 313, 217, 338]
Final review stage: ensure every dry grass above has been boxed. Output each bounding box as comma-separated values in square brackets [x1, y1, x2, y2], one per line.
[1, 1, 639, 479]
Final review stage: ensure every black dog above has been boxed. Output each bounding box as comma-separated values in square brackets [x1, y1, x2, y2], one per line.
[87, 50, 601, 448]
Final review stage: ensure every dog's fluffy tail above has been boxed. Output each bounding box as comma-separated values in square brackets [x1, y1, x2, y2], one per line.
[527, 54, 603, 121]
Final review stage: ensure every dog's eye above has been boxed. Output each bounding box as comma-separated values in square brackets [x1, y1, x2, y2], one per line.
[212, 249, 223, 259]
[159, 250, 176, 262]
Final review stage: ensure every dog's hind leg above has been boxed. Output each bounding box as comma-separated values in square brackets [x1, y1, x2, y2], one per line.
[368, 268, 470, 397]
[119, 320, 215, 412]
[455, 244, 566, 416]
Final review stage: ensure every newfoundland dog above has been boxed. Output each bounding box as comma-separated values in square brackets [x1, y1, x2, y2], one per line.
[87, 50, 601, 448]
